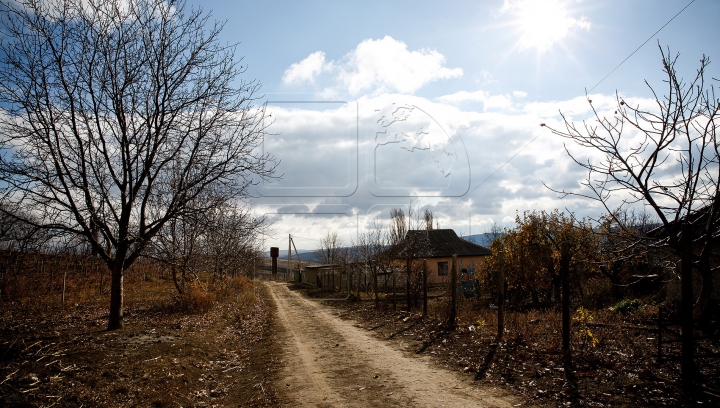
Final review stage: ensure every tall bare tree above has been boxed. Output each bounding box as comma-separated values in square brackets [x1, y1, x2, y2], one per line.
[316, 231, 345, 265]
[547, 46, 720, 388]
[0, 0, 277, 329]
[546, 45, 719, 320]
[354, 221, 390, 305]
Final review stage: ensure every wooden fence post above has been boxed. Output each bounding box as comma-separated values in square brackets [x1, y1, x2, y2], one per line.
[448, 254, 458, 330]
[406, 255, 412, 312]
[561, 242, 571, 369]
[374, 270, 379, 306]
[497, 251, 505, 341]
[392, 273, 397, 310]
[423, 259, 428, 317]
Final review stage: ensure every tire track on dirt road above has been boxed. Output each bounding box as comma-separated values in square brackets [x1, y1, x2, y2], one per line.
[267, 282, 521, 408]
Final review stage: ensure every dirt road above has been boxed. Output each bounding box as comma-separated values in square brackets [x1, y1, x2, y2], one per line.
[267, 282, 521, 408]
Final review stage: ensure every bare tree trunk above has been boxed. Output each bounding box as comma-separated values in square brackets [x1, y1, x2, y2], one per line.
[681, 223, 696, 391]
[171, 265, 183, 295]
[108, 257, 126, 330]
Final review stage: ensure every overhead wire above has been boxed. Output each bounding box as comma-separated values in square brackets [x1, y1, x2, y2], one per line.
[587, 0, 696, 93]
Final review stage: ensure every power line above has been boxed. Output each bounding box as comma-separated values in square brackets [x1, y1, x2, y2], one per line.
[587, 0, 696, 93]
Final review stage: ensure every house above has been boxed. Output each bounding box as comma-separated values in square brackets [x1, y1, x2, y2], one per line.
[395, 229, 492, 285]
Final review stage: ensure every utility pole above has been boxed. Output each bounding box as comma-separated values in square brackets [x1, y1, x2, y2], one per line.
[288, 234, 292, 282]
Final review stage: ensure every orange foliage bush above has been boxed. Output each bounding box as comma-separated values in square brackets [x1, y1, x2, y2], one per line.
[174, 282, 217, 314]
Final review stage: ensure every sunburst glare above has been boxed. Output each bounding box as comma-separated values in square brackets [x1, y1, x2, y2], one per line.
[501, 0, 590, 53]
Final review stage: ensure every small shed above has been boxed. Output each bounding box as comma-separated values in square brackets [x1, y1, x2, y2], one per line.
[303, 264, 339, 287]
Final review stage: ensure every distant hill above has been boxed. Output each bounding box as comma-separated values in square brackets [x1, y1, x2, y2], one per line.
[462, 233, 502, 247]
[266, 233, 500, 260]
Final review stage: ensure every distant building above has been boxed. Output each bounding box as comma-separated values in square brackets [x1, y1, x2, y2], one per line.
[395, 229, 492, 285]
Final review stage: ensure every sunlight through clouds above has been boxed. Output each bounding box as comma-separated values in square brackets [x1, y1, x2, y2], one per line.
[500, 0, 590, 53]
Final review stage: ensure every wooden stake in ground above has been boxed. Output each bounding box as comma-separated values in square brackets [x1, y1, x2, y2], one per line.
[497, 251, 505, 341]
[423, 259, 428, 317]
[560, 242, 571, 369]
[406, 255, 412, 312]
[392, 273, 397, 310]
[448, 254, 458, 330]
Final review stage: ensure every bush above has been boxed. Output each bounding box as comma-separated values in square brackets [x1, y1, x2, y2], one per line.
[174, 283, 216, 314]
[613, 298, 643, 314]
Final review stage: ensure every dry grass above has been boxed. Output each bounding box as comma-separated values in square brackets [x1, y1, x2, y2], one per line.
[0, 257, 281, 407]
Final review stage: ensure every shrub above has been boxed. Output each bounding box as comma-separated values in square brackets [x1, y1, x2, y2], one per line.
[613, 298, 643, 314]
[175, 282, 216, 314]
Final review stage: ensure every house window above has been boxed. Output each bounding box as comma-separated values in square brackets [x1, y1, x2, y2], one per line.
[438, 261, 448, 276]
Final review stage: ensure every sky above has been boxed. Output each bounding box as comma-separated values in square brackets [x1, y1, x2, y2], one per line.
[187, 0, 720, 251]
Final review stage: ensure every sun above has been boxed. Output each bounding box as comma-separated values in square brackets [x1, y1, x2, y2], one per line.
[503, 0, 590, 53]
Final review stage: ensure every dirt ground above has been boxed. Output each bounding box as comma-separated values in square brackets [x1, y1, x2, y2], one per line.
[268, 281, 520, 407]
[3, 276, 717, 407]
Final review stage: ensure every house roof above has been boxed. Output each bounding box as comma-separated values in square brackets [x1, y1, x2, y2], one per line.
[396, 229, 492, 258]
[647, 204, 720, 240]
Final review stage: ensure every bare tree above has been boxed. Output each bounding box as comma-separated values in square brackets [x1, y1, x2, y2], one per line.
[316, 231, 345, 265]
[354, 221, 390, 305]
[547, 46, 720, 389]
[546, 45, 719, 320]
[423, 208, 434, 231]
[148, 209, 205, 295]
[389, 208, 408, 247]
[203, 204, 266, 279]
[388, 205, 431, 310]
[0, 0, 277, 329]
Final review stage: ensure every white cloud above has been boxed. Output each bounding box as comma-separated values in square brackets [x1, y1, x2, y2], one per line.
[282, 51, 333, 84]
[282, 36, 463, 95]
[513, 91, 527, 98]
[252, 90, 657, 247]
[340, 36, 463, 94]
[437, 90, 514, 111]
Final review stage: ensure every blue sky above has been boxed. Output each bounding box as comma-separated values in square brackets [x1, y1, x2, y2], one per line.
[188, 0, 720, 250]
